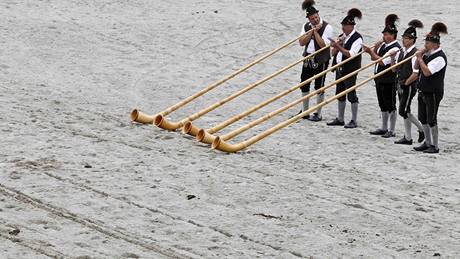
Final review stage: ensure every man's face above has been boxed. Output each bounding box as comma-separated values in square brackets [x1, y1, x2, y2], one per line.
[308, 13, 321, 26]
[424, 40, 437, 51]
[342, 24, 354, 35]
[402, 36, 415, 48]
[382, 32, 396, 43]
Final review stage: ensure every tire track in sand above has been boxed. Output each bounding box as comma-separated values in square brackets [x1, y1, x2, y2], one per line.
[0, 183, 192, 259]
[0, 231, 64, 259]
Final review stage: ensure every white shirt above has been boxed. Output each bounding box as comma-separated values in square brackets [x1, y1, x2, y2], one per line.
[424, 48, 446, 74]
[375, 40, 400, 73]
[300, 18, 333, 54]
[335, 29, 363, 63]
[394, 45, 419, 73]
[378, 40, 400, 66]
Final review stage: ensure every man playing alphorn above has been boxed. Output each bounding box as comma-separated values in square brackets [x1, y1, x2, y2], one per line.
[413, 22, 448, 154]
[364, 14, 401, 138]
[390, 20, 426, 145]
[297, 0, 333, 121]
[327, 8, 363, 128]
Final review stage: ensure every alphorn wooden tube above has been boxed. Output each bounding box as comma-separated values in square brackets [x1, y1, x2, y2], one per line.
[130, 109, 156, 124]
[212, 53, 415, 153]
[155, 45, 330, 131]
[195, 48, 373, 144]
[218, 54, 390, 142]
[182, 46, 330, 137]
[131, 32, 312, 124]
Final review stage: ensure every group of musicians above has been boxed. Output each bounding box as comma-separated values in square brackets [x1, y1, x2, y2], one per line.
[298, 0, 448, 154]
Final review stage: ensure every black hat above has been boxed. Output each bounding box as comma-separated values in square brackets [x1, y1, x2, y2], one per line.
[382, 14, 399, 35]
[302, 0, 319, 17]
[425, 22, 448, 44]
[402, 20, 423, 39]
[341, 8, 362, 25]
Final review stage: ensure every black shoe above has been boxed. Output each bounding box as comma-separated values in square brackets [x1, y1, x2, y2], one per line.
[394, 137, 413, 145]
[292, 110, 310, 120]
[327, 118, 345, 126]
[417, 131, 425, 143]
[344, 120, 358, 129]
[307, 113, 322, 122]
[370, 129, 388, 135]
[423, 145, 440, 154]
[414, 142, 430, 152]
[381, 131, 396, 138]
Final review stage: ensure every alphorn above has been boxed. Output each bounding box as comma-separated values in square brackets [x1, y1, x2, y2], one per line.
[157, 45, 330, 132]
[131, 31, 314, 124]
[212, 53, 415, 153]
[192, 46, 376, 144]
[200, 51, 391, 144]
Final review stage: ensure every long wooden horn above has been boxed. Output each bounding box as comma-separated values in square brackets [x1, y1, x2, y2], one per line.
[212, 53, 414, 153]
[193, 47, 371, 144]
[182, 44, 331, 136]
[215, 53, 389, 143]
[156, 44, 330, 131]
[130, 109, 156, 124]
[131, 31, 313, 124]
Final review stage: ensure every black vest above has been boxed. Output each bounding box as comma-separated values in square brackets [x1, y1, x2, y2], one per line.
[418, 50, 447, 94]
[303, 21, 331, 65]
[333, 31, 362, 75]
[396, 46, 417, 86]
[374, 41, 401, 84]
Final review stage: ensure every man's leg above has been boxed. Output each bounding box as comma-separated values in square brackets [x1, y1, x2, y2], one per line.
[327, 76, 346, 126]
[424, 92, 444, 153]
[414, 92, 432, 151]
[308, 63, 328, 121]
[395, 85, 413, 144]
[345, 80, 359, 128]
[370, 83, 388, 135]
[380, 83, 396, 138]
[383, 83, 397, 138]
[298, 62, 313, 118]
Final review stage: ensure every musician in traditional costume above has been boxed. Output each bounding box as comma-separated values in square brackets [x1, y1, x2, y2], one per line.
[413, 22, 448, 154]
[327, 8, 363, 128]
[390, 20, 426, 145]
[297, 0, 333, 121]
[364, 14, 401, 138]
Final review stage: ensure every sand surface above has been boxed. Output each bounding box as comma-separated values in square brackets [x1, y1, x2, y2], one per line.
[1, 0, 459, 258]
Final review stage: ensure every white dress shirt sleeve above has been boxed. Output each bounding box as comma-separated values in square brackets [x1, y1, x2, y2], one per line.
[411, 56, 419, 73]
[382, 47, 401, 65]
[427, 56, 446, 74]
[322, 24, 333, 45]
[300, 23, 306, 36]
[349, 37, 363, 56]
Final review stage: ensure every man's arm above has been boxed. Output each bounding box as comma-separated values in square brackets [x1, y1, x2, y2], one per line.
[313, 26, 326, 47]
[299, 30, 314, 46]
[389, 50, 400, 72]
[335, 37, 362, 58]
[405, 72, 418, 85]
[418, 55, 446, 77]
[363, 44, 385, 65]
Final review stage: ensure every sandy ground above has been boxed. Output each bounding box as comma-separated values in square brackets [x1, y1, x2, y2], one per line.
[1, 0, 459, 258]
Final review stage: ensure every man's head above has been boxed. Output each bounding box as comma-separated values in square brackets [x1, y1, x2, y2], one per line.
[424, 22, 448, 51]
[401, 19, 423, 48]
[341, 24, 354, 35]
[341, 8, 362, 35]
[402, 36, 415, 48]
[382, 32, 396, 43]
[382, 14, 399, 43]
[308, 12, 321, 26]
[424, 39, 438, 51]
[302, 0, 320, 25]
